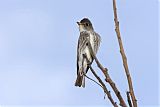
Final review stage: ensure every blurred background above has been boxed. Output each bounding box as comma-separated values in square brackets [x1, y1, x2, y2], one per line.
[0, 0, 159, 106]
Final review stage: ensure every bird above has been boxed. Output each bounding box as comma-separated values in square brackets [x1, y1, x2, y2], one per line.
[75, 18, 101, 88]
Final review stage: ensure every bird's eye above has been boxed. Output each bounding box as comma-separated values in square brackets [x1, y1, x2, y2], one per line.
[86, 23, 89, 26]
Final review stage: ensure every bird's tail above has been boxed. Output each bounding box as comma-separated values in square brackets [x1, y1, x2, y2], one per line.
[75, 73, 85, 88]
[75, 60, 90, 88]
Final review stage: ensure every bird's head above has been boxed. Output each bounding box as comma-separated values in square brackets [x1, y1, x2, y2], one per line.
[77, 18, 94, 32]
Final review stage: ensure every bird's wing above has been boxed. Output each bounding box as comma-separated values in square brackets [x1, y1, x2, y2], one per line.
[77, 31, 90, 75]
[94, 32, 101, 54]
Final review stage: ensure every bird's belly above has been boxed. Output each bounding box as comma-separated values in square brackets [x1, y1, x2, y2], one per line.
[83, 47, 92, 62]
[82, 34, 94, 62]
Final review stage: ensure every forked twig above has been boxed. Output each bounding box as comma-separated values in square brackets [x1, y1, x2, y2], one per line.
[86, 40, 127, 107]
[83, 54, 118, 107]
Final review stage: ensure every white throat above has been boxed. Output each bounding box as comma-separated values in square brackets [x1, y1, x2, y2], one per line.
[79, 25, 86, 32]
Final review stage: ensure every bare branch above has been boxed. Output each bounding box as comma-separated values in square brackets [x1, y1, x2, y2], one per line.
[83, 54, 118, 107]
[112, 0, 137, 107]
[86, 40, 127, 107]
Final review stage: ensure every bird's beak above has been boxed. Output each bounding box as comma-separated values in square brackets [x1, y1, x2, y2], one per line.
[77, 22, 81, 25]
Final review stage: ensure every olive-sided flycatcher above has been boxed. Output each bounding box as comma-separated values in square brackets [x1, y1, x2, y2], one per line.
[75, 18, 101, 87]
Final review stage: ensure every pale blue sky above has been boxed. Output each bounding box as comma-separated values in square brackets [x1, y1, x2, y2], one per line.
[0, 0, 159, 106]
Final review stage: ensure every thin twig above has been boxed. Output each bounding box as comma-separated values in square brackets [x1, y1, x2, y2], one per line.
[84, 74, 103, 88]
[86, 40, 127, 107]
[83, 54, 118, 107]
[112, 0, 137, 107]
[127, 91, 133, 107]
